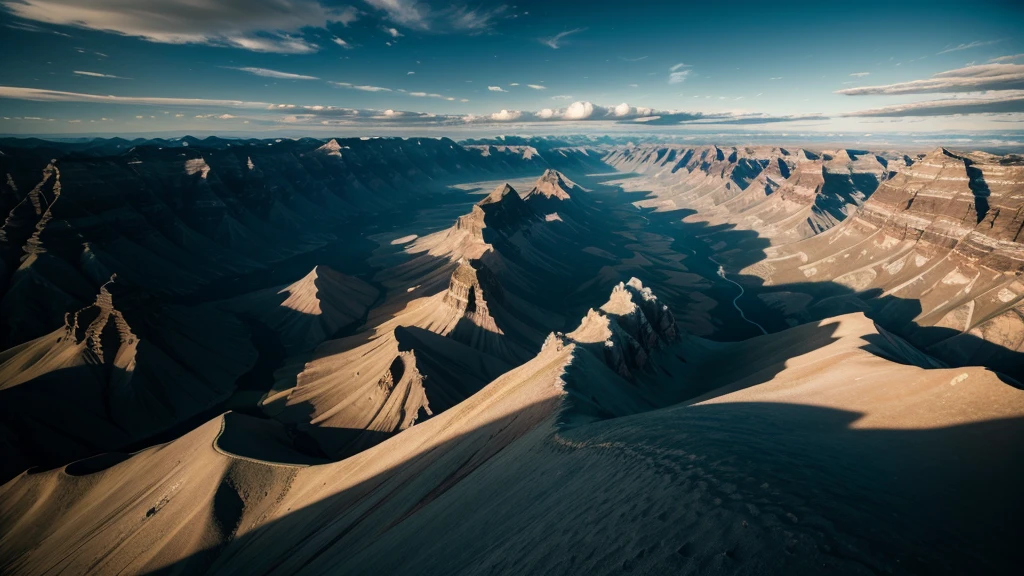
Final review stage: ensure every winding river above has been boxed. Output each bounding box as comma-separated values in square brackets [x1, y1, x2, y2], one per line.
[707, 255, 768, 335]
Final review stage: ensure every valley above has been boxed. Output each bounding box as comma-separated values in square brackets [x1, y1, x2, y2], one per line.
[0, 136, 1022, 575]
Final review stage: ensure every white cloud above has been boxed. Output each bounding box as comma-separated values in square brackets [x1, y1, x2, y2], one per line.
[227, 67, 320, 80]
[490, 109, 521, 121]
[562, 101, 594, 120]
[384, 26, 403, 38]
[551, 94, 573, 101]
[488, 86, 506, 92]
[407, 71, 415, 74]
[509, 83, 519, 86]
[536, 108, 554, 119]
[527, 84, 546, 90]
[73, 70, 129, 79]
[669, 69, 691, 84]
[990, 54, 1024, 63]
[613, 102, 630, 116]
[837, 64, 1024, 95]
[849, 72, 870, 77]
[332, 37, 352, 49]
[937, 39, 1003, 55]
[670, 63, 690, 72]
[2, 0, 359, 53]
[540, 28, 584, 49]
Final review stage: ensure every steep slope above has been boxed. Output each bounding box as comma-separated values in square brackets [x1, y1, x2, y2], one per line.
[0, 280, 256, 483]
[261, 258, 547, 458]
[220, 266, 379, 353]
[744, 148, 1024, 380]
[3, 281, 1022, 575]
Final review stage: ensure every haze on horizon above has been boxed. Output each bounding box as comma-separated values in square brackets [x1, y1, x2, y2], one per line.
[0, 0, 1022, 145]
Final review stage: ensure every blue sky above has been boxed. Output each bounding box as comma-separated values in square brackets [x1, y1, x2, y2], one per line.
[0, 0, 1022, 138]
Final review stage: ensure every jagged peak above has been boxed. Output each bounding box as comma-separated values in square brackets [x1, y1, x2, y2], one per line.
[478, 182, 521, 206]
[527, 169, 576, 200]
[443, 258, 505, 321]
[316, 139, 343, 157]
[62, 276, 137, 363]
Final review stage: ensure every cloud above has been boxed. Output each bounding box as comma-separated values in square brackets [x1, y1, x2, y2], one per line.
[540, 28, 584, 49]
[613, 102, 630, 116]
[620, 56, 648, 62]
[670, 63, 690, 72]
[488, 86, 506, 92]
[5, 20, 71, 36]
[527, 84, 546, 90]
[769, 76, 782, 80]
[551, 94, 574, 101]
[2, 0, 359, 53]
[990, 54, 1024, 63]
[363, 1, 505, 33]
[407, 71, 415, 75]
[836, 64, 1024, 95]
[849, 72, 870, 77]
[195, 113, 237, 119]
[509, 83, 519, 86]
[0, 85, 273, 108]
[536, 108, 554, 119]
[843, 91, 1024, 117]
[490, 109, 521, 121]
[563, 101, 594, 120]
[937, 39, 1003, 54]
[73, 70, 129, 79]
[226, 66, 320, 80]
[384, 26, 402, 38]
[332, 37, 352, 48]
[331, 81, 392, 92]
[669, 69, 691, 84]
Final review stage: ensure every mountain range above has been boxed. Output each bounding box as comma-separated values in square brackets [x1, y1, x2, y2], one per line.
[0, 135, 1022, 575]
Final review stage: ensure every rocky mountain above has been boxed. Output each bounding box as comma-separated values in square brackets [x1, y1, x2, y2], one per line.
[0, 136, 1022, 576]
[741, 148, 1024, 379]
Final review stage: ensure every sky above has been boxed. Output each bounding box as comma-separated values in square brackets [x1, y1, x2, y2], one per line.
[0, 0, 1022, 141]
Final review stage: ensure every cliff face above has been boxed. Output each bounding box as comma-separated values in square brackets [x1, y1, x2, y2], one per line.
[745, 148, 1024, 380]
[0, 279, 256, 482]
[0, 138, 601, 347]
[602, 145, 885, 244]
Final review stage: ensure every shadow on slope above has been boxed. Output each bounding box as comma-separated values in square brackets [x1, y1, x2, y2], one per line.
[141, 399, 1024, 576]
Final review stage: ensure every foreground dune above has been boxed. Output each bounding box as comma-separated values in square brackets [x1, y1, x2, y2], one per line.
[2, 279, 1021, 575]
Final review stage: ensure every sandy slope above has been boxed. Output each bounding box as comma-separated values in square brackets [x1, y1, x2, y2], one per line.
[2, 279, 1021, 575]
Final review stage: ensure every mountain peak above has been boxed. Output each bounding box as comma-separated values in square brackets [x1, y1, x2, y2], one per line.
[316, 139, 343, 157]
[63, 277, 137, 364]
[527, 169, 576, 200]
[478, 183, 521, 206]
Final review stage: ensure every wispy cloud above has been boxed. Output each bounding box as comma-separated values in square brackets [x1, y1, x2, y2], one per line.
[937, 39, 1004, 54]
[73, 70, 129, 79]
[540, 28, 584, 49]
[5, 20, 71, 36]
[849, 72, 870, 77]
[226, 67, 320, 81]
[488, 86, 507, 92]
[836, 64, 1024, 95]
[383, 26, 403, 38]
[0, 85, 273, 108]
[990, 54, 1024, 63]
[332, 37, 352, 49]
[331, 82, 392, 92]
[527, 84, 546, 90]
[2, 0, 359, 53]
[620, 55, 648, 62]
[844, 91, 1024, 116]
[363, 1, 508, 33]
